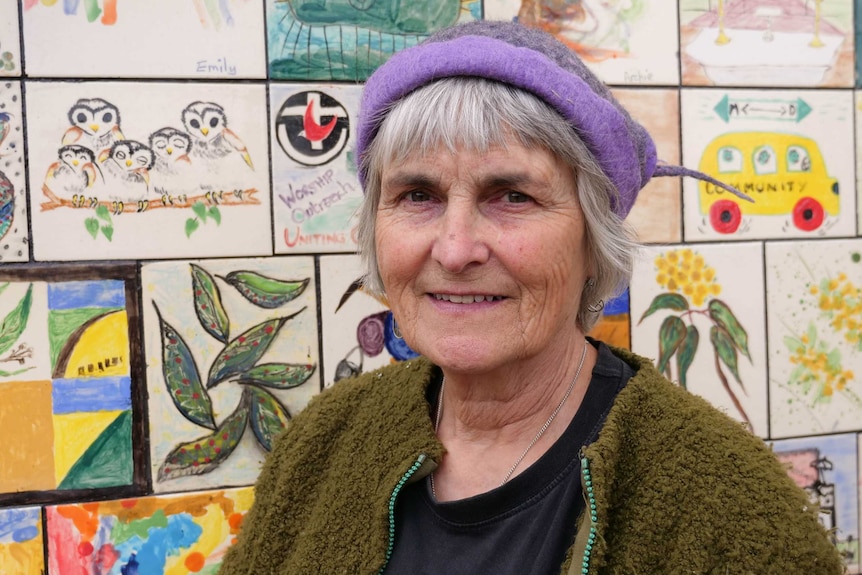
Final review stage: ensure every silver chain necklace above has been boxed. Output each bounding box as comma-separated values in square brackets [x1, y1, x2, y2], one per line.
[430, 339, 589, 498]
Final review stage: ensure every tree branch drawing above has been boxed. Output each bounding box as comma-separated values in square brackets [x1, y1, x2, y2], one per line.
[638, 248, 752, 427]
[0, 283, 35, 377]
[154, 264, 316, 481]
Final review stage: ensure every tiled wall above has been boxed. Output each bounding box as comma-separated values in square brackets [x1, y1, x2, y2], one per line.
[0, 1, 860, 573]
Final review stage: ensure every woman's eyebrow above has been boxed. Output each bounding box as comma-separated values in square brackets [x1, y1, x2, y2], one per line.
[382, 172, 440, 190]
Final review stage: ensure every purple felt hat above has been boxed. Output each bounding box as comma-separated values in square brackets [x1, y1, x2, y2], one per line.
[356, 20, 746, 219]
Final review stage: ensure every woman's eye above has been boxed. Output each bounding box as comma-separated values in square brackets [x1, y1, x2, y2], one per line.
[505, 191, 530, 203]
[406, 190, 430, 202]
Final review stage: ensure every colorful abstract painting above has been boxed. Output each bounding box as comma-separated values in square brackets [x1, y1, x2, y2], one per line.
[23, 0, 266, 79]
[266, 0, 480, 80]
[0, 506, 44, 575]
[25, 81, 271, 261]
[0, 81, 29, 263]
[46, 487, 253, 574]
[680, 0, 854, 87]
[485, 0, 680, 85]
[630, 242, 769, 436]
[271, 83, 361, 254]
[0, 268, 138, 498]
[681, 87, 856, 241]
[765, 239, 862, 438]
[587, 290, 630, 351]
[319, 254, 418, 387]
[143, 257, 320, 493]
[771, 433, 859, 573]
[0, 0, 21, 77]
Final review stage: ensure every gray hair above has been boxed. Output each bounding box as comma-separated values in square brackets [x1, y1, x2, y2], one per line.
[357, 77, 637, 332]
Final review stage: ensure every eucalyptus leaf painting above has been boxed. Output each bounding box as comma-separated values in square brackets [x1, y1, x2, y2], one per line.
[143, 257, 320, 493]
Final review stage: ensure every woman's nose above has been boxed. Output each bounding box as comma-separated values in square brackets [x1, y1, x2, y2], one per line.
[430, 201, 490, 273]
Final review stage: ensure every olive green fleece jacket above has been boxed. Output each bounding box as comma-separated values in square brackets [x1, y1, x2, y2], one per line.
[219, 349, 844, 575]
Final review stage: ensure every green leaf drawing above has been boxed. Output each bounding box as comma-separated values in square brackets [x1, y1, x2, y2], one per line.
[248, 385, 291, 451]
[190, 264, 230, 343]
[95, 204, 112, 222]
[157, 391, 249, 481]
[711, 326, 743, 386]
[185, 218, 200, 238]
[101, 225, 113, 241]
[638, 293, 689, 325]
[207, 308, 305, 388]
[0, 284, 32, 357]
[657, 315, 687, 376]
[676, 325, 699, 389]
[0, 367, 33, 377]
[708, 299, 750, 360]
[208, 206, 221, 225]
[85, 218, 100, 238]
[237, 362, 316, 389]
[192, 201, 208, 221]
[783, 335, 804, 355]
[0, 283, 10, 298]
[153, 302, 216, 430]
[220, 271, 309, 309]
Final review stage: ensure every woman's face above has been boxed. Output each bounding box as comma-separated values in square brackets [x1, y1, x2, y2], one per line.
[374, 139, 592, 375]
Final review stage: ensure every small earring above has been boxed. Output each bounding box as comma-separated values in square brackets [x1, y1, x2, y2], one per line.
[587, 299, 604, 313]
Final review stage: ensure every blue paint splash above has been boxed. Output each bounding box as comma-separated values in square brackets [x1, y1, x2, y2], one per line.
[0, 507, 40, 543]
[114, 513, 202, 574]
[48, 280, 125, 310]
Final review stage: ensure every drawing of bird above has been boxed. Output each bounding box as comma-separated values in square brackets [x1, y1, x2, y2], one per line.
[45, 145, 101, 202]
[102, 140, 155, 208]
[300, 98, 338, 146]
[0, 111, 13, 156]
[148, 127, 195, 197]
[0, 170, 14, 242]
[181, 101, 254, 191]
[62, 98, 125, 159]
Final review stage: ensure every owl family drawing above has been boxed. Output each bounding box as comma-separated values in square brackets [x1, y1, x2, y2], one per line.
[41, 98, 258, 215]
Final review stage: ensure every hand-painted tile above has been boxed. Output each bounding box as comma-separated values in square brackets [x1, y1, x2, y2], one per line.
[266, 0, 480, 80]
[319, 254, 418, 387]
[771, 433, 859, 573]
[26, 81, 271, 261]
[0, 506, 44, 575]
[0, 81, 28, 262]
[0, 0, 21, 77]
[766, 239, 862, 438]
[681, 88, 856, 241]
[680, 0, 854, 87]
[630, 242, 769, 436]
[22, 0, 265, 79]
[485, 0, 680, 85]
[46, 487, 253, 574]
[142, 257, 320, 493]
[614, 88, 681, 243]
[855, 91, 862, 234]
[587, 290, 631, 350]
[0, 266, 139, 498]
[271, 83, 362, 254]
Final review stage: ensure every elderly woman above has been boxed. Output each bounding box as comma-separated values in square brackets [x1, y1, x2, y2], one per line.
[219, 21, 842, 575]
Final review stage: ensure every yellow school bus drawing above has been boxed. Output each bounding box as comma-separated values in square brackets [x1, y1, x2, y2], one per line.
[698, 132, 839, 234]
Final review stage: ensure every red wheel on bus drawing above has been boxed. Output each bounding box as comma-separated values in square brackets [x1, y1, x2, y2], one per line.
[709, 200, 741, 234]
[792, 197, 824, 232]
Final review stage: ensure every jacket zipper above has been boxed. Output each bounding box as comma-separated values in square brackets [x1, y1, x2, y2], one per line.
[579, 453, 598, 575]
[377, 453, 427, 575]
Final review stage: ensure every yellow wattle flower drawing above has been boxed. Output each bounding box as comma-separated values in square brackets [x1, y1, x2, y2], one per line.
[654, 248, 722, 307]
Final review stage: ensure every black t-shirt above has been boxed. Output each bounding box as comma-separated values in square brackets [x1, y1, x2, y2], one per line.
[384, 342, 633, 575]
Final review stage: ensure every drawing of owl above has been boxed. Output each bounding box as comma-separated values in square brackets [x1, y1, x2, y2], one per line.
[45, 145, 101, 200]
[62, 98, 125, 159]
[148, 127, 195, 196]
[102, 140, 155, 203]
[181, 101, 253, 190]
[0, 170, 14, 242]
